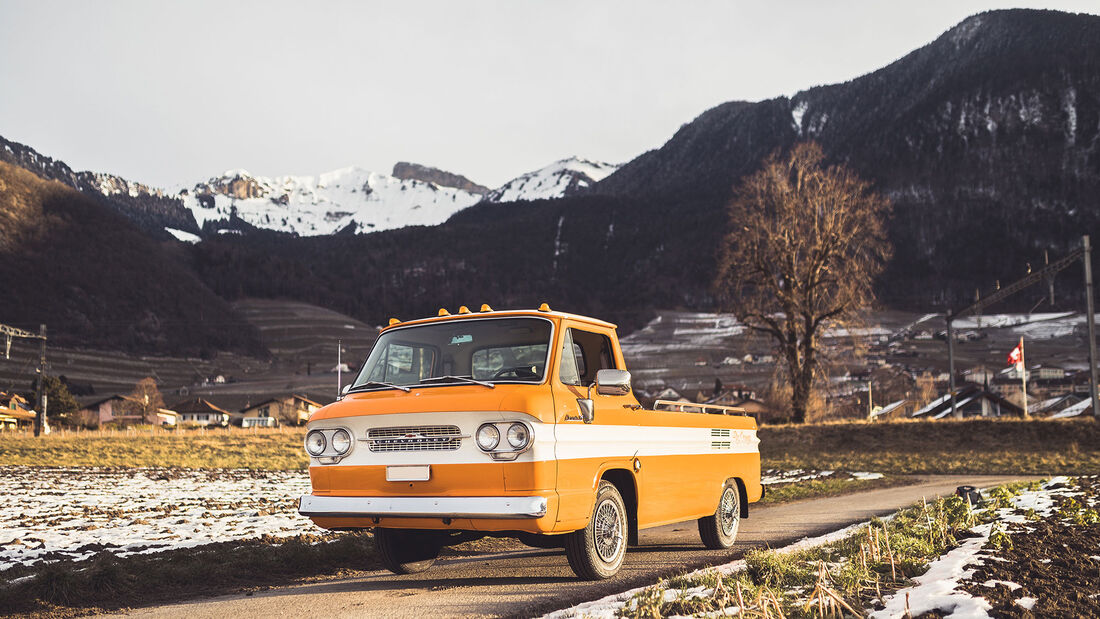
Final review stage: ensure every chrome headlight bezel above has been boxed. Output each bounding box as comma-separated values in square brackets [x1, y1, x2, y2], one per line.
[476, 420, 534, 460]
[305, 430, 327, 456]
[476, 423, 501, 451]
[305, 426, 355, 464]
[330, 428, 352, 454]
[506, 422, 530, 449]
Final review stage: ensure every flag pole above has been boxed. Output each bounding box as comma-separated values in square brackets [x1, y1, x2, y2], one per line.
[1019, 336, 1028, 417]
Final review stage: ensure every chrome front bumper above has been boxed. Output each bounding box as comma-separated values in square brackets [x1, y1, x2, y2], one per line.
[298, 495, 548, 519]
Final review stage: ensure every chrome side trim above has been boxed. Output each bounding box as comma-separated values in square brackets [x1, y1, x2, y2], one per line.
[299, 495, 548, 519]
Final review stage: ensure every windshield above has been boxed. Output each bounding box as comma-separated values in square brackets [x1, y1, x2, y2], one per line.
[350, 317, 553, 389]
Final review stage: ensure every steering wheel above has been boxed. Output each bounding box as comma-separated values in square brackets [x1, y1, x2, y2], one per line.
[492, 366, 538, 379]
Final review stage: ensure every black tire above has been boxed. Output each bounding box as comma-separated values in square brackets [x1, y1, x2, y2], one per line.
[564, 481, 628, 580]
[374, 529, 441, 574]
[698, 480, 741, 549]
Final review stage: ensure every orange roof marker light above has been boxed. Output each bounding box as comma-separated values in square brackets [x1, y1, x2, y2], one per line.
[480, 304, 493, 312]
[538, 303, 552, 312]
[438, 308, 451, 316]
[458, 306, 472, 314]
[388, 318, 401, 326]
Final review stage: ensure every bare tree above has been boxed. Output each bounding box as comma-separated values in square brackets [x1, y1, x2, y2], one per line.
[120, 376, 167, 424]
[716, 142, 892, 423]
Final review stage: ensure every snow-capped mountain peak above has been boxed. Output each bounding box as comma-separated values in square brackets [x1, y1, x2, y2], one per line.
[484, 157, 619, 203]
[179, 166, 483, 235]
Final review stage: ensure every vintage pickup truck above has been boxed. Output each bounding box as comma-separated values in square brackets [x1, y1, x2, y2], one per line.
[298, 305, 761, 579]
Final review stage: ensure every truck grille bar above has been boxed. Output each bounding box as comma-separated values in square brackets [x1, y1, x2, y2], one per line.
[365, 425, 465, 452]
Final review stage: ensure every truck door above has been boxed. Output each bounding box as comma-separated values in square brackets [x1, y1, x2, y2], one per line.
[552, 325, 641, 528]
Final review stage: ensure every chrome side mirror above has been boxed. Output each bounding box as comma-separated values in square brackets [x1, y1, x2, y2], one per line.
[595, 369, 631, 396]
[341, 384, 351, 396]
[576, 398, 594, 424]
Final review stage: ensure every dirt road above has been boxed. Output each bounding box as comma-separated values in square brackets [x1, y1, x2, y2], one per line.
[117, 475, 1034, 619]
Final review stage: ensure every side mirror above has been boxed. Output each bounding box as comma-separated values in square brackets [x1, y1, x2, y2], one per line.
[595, 369, 631, 396]
[341, 384, 351, 396]
[576, 398, 594, 424]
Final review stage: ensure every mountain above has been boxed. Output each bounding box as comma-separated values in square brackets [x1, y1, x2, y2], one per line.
[0, 160, 263, 355]
[392, 162, 489, 195]
[485, 157, 620, 202]
[192, 9, 1100, 328]
[0, 136, 198, 239]
[592, 8, 1100, 307]
[179, 167, 483, 236]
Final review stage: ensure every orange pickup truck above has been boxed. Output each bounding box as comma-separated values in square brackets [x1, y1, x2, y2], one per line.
[299, 305, 761, 579]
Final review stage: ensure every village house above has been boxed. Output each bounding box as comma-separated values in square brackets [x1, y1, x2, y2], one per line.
[76, 395, 179, 427]
[235, 394, 323, 427]
[911, 384, 1024, 419]
[0, 392, 36, 431]
[172, 398, 232, 427]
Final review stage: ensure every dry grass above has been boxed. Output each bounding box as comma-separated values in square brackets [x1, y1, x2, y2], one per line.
[761, 475, 906, 505]
[760, 416, 1100, 475]
[0, 426, 308, 469]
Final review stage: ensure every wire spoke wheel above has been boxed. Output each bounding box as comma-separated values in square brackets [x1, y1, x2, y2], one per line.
[699, 480, 741, 549]
[565, 480, 628, 579]
[594, 498, 624, 562]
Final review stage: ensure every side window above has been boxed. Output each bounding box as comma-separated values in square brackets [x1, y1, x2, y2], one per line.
[569, 328, 617, 386]
[559, 329, 582, 386]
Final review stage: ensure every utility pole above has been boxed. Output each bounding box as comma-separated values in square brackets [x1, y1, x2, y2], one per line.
[1083, 236, 1099, 419]
[33, 324, 46, 437]
[946, 310, 958, 418]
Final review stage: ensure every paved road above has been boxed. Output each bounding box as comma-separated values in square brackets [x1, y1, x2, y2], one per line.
[118, 475, 1034, 619]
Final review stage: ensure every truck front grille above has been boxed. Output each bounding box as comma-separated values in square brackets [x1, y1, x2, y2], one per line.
[367, 425, 464, 452]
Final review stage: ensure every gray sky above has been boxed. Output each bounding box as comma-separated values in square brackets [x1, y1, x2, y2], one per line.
[2, 1, 1098, 189]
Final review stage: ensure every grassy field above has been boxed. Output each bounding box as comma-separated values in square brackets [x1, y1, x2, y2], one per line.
[760, 417, 1100, 475]
[0, 426, 308, 469]
[2, 417, 1097, 474]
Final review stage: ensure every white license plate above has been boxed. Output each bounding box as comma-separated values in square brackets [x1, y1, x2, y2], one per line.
[386, 465, 431, 482]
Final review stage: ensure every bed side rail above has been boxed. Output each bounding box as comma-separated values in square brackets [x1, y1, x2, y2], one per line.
[653, 399, 751, 416]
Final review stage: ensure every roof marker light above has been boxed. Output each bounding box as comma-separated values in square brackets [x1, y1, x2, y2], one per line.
[438, 308, 451, 316]
[388, 318, 400, 326]
[538, 303, 551, 312]
[458, 306, 471, 314]
[480, 304, 493, 312]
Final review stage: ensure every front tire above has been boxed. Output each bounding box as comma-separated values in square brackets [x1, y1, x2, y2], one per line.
[374, 529, 441, 574]
[565, 480, 628, 580]
[698, 480, 741, 549]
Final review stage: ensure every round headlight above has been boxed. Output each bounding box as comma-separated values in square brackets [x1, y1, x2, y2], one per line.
[506, 423, 530, 449]
[305, 430, 326, 456]
[331, 429, 352, 454]
[476, 424, 500, 451]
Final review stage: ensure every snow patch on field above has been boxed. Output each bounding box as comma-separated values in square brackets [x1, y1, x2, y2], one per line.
[0, 467, 313, 570]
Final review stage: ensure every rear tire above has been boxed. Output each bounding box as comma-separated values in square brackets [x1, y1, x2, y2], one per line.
[374, 529, 441, 574]
[698, 480, 741, 549]
[565, 481, 628, 580]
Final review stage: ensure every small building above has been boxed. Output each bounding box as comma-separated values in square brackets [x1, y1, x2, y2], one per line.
[77, 395, 178, 427]
[911, 385, 1024, 419]
[235, 394, 323, 427]
[0, 392, 36, 431]
[172, 398, 232, 427]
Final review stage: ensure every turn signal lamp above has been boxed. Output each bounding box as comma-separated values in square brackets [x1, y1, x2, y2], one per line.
[458, 305, 471, 314]
[480, 304, 493, 312]
[538, 303, 551, 312]
[388, 318, 400, 326]
[438, 308, 451, 316]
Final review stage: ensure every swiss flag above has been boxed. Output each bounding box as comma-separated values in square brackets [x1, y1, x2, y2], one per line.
[1007, 341, 1023, 367]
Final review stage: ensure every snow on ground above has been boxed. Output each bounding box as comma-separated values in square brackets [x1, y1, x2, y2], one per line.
[760, 469, 882, 485]
[164, 227, 201, 243]
[871, 477, 1067, 618]
[540, 521, 870, 619]
[0, 467, 314, 570]
[620, 312, 744, 356]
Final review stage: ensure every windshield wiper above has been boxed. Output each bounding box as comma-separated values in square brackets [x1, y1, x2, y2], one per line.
[417, 375, 495, 389]
[346, 381, 412, 393]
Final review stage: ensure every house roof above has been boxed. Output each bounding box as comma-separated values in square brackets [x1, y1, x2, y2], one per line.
[171, 397, 232, 416]
[911, 385, 1024, 418]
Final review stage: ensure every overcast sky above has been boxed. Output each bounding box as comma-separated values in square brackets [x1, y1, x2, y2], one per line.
[2, 1, 1098, 189]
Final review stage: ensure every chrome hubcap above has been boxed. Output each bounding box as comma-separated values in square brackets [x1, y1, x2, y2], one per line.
[594, 498, 624, 562]
[719, 487, 738, 535]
